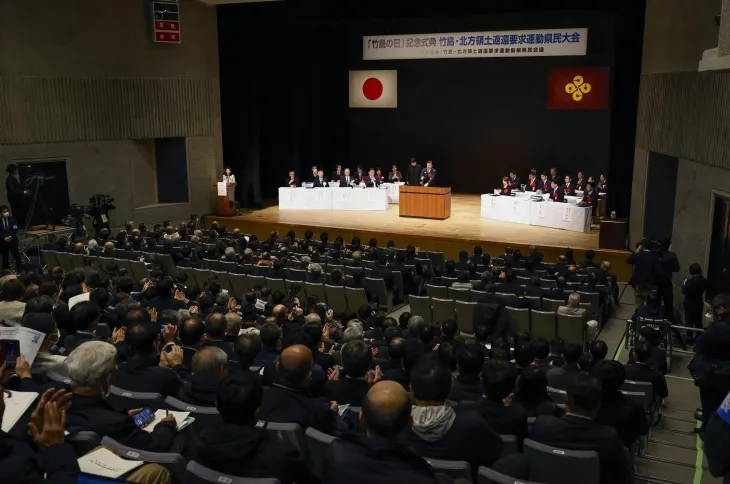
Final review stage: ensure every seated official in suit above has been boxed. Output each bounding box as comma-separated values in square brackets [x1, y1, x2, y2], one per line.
[285, 170, 299, 188]
[322, 381, 449, 484]
[340, 168, 357, 187]
[509, 170, 521, 189]
[187, 372, 314, 484]
[258, 344, 343, 435]
[448, 343, 484, 402]
[499, 177, 512, 196]
[538, 173, 551, 192]
[546, 342, 584, 391]
[625, 341, 669, 400]
[365, 168, 381, 187]
[527, 173, 539, 191]
[575, 172, 586, 191]
[548, 180, 565, 202]
[325, 340, 374, 406]
[591, 360, 649, 447]
[66, 341, 179, 452]
[420, 161, 436, 187]
[579, 182, 600, 213]
[530, 374, 632, 484]
[406, 353, 504, 473]
[112, 321, 187, 397]
[563, 175, 576, 196]
[312, 170, 328, 187]
[463, 360, 528, 446]
[0, 205, 22, 270]
[331, 165, 343, 182]
[388, 164, 403, 183]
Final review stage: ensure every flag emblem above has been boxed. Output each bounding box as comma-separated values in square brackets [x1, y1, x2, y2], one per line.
[565, 75, 592, 102]
[349, 70, 397, 108]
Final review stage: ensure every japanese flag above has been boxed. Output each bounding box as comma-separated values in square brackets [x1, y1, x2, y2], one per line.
[349, 70, 397, 108]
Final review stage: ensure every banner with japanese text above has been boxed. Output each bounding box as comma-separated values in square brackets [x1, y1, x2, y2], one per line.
[363, 28, 587, 61]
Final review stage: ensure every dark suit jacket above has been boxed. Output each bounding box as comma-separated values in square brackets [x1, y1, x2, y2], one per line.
[546, 363, 584, 391]
[582, 190, 599, 211]
[201, 339, 236, 361]
[111, 354, 186, 397]
[285, 177, 300, 187]
[538, 179, 551, 192]
[548, 186, 565, 202]
[624, 362, 668, 399]
[531, 414, 631, 484]
[447, 375, 483, 403]
[5, 175, 25, 207]
[543, 288, 568, 302]
[498, 186, 512, 196]
[595, 393, 649, 447]
[461, 398, 528, 446]
[364, 176, 381, 187]
[62, 332, 95, 354]
[627, 250, 661, 290]
[406, 165, 422, 186]
[0, 430, 78, 484]
[0, 215, 19, 241]
[312, 178, 328, 188]
[682, 275, 707, 316]
[258, 384, 341, 435]
[495, 282, 524, 297]
[510, 177, 521, 189]
[339, 175, 357, 187]
[150, 296, 186, 313]
[420, 168, 437, 186]
[524, 285, 545, 299]
[563, 183, 576, 196]
[324, 378, 370, 406]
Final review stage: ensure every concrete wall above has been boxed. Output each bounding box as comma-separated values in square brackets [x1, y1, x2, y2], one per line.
[0, 0, 222, 226]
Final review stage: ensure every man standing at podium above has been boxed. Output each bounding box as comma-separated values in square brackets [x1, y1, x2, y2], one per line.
[421, 161, 437, 187]
[406, 158, 422, 186]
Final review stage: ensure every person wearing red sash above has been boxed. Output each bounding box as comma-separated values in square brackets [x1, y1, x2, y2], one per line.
[548, 180, 565, 202]
[564, 175, 576, 196]
[500, 177, 512, 196]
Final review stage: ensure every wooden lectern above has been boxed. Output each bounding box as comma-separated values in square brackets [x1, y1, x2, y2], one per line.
[213, 182, 236, 216]
[399, 186, 452, 220]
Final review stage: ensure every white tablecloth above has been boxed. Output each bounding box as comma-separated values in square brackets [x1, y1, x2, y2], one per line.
[493, 190, 586, 206]
[381, 182, 402, 204]
[482, 194, 591, 232]
[278, 187, 387, 211]
[278, 187, 333, 210]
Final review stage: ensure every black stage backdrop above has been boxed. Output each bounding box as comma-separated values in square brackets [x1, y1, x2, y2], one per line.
[218, 0, 644, 216]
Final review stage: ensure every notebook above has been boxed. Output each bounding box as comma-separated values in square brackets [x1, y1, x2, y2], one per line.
[78, 448, 144, 479]
[1, 390, 38, 432]
[142, 409, 194, 433]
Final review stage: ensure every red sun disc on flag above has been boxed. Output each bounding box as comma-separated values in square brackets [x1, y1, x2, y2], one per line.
[362, 78, 383, 101]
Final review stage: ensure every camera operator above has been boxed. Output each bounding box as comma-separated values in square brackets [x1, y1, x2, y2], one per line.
[690, 294, 730, 436]
[657, 238, 680, 322]
[627, 238, 662, 309]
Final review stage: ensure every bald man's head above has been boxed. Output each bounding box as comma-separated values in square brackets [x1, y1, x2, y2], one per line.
[192, 346, 229, 378]
[276, 344, 313, 388]
[225, 312, 242, 335]
[205, 313, 227, 339]
[362, 381, 412, 439]
[272, 304, 288, 319]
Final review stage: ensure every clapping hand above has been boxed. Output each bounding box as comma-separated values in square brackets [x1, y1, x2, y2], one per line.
[28, 388, 72, 448]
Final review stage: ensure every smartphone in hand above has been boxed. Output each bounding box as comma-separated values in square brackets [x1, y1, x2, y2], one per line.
[133, 408, 156, 427]
[0, 340, 20, 370]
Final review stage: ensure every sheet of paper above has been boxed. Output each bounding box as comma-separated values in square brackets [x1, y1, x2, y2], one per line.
[0, 326, 44, 366]
[78, 448, 144, 479]
[1, 390, 38, 432]
[562, 205, 573, 222]
[217, 181, 227, 196]
[142, 410, 191, 433]
[536, 202, 546, 218]
[315, 190, 324, 202]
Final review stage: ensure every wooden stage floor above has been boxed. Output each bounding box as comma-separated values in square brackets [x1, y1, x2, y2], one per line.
[206, 194, 631, 280]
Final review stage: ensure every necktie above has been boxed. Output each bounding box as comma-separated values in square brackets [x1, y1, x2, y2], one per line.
[3, 219, 6, 230]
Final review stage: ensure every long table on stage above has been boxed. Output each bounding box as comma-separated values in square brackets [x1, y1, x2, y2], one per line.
[481, 194, 591, 232]
[278, 187, 388, 211]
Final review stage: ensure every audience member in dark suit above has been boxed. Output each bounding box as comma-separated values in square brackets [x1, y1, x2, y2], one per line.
[579, 249, 600, 269]
[580, 271, 608, 305]
[543, 277, 569, 302]
[325, 340, 374, 406]
[495, 270, 525, 297]
[258, 344, 343, 435]
[188, 372, 314, 484]
[526, 173, 539, 191]
[371, 254, 394, 291]
[285, 170, 299, 188]
[62, 301, 101, 354]
[591, 360, 649, 447]
[498, 177, 512, 196]
[201, 313, 236, 361]
[66, 341, 179, 452]
[312, 171, 328, 188]
[627, 239, 662, 308]
[524, 276, 544, 300]
[532, 339, 553, 374]
[464, 360, 528, 447]
[176, 247, 201, 268]
[112, 321, 186, 397]
[406, 158, 422, 186]
[253, 323, 281, 367]
[548, 181, 565, 202]
[364, 169, 381, 187]
[179, 317, 205, 370]
[625, 341, 668, 400]
[382, 338, 421, 390]
[428, 266, 452, 288]
[448, 343, 484, 403]
[177, 345, 229, 407]
[512, 366, 565, 418]
[339, 168, 357, 187]
[508, 170, 521, 189]
[546, 342, 584, 391]
[420, 161, 437, 187]
[563, 175, 576, 196]
[322, 380, 449, 484]
[0, 205, 22, 269]
[406, 353, 503, 475]
[537, 173, 551, 192]
[150, 277, 186, 313]
[530, 374, 632, 484]
[682, 263, 708, 331]
[455, 250, 470, 272]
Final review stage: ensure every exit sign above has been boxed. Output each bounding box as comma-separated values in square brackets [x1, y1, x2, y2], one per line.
[152, 1, 181, 44]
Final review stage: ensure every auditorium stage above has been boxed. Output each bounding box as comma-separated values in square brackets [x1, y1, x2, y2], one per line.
[206, 194, 632, 281]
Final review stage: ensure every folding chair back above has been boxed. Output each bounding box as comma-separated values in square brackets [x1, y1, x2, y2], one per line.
[449, 287, 471, 302]
[455, 301, 477, 334]
[66, 431, 101, 457]
[96, 256, 114, 273]
[256, 422, 307, 461]
[288, 268, 307, 282]
[530, 310, 557, 341]
[266, 277, 287, 294]
[185, 461, 282, 484]
[305, 427, 337, 479]
[426, 284, 449, 299]
[542, 298, 564, 312]
[156, 254, 177, 277]
[500, 434, 519, 457]
[164, 396, 219, 414]
[539, 278, 555, 288]
[432, 297, 456, 324]
[211, 270, 234, 293]
[248, 275, 266, 290]
[409, 295, 432, 325]
[191, 268, 211, 289]
[177, 266, 195, 285]
[106, 385, 165, 412]
[113, 258, 131, 272]
[477, 466, 543, 484]
[427, 251, 445, 268]
[101, 436, 186, 481]
[524, 439, 600, 484]
[557, 313, 585, 347]
[41, 250, 59, 271]
[344, 287, 368, 311]
[470, 289, 486, 302]
[525, 295, 542, 310]
[506, 307, 530, 335]
[304, 282, 327, 303]
[228, 273, 250, 299]
[495, 292, 519, 307]
[425, 459, 472, 481]
[70, 253, 86, 269]
[325, 285, 348, 315]
[129, 260, 149, 283]
[546, 386, 566, 404]
[365, 277, 390, 310]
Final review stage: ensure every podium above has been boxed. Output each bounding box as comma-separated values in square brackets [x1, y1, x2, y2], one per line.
[399, 186, 452, 220]
[213, 182, 236, 216]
